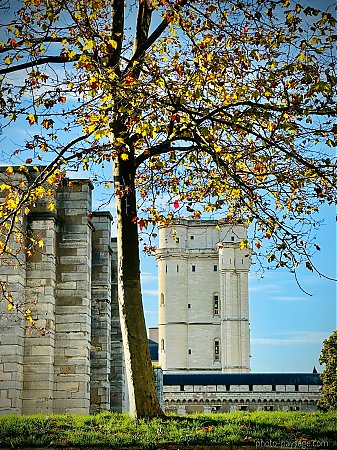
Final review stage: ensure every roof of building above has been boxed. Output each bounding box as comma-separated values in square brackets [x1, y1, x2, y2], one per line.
[149, 339, 158, 361]
[163, 372, 321, 386]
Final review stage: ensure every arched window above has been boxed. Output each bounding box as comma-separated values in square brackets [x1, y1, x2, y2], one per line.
[214, 339, 220, 361]
[213, 293, 220, 315]
[160, 292, 165, 306]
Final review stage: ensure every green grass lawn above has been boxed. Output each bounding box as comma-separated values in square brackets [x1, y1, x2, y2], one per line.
[0, 411, 336, 449]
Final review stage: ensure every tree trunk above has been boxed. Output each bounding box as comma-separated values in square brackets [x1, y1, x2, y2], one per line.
[114, 155, 164, 418]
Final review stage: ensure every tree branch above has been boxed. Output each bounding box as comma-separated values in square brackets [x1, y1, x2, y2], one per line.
[134, 140, 198, 169]
[123, 0, 189, 75]
[0, 55, 78, 75]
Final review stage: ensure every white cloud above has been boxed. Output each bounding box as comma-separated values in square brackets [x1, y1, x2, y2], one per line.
[141, 272, 158, 281]
[249, 283, 282, 294]
[269, 295, 309, 302]
[142, 289, 158, 297]
[252, 330, 331, 346]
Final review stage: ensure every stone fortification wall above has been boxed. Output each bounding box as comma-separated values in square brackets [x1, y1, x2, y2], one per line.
[0, 173, 126, 414]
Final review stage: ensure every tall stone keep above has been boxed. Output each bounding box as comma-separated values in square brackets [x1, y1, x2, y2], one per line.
[155, 219, 251, 373]
[0, 170, 126, 415]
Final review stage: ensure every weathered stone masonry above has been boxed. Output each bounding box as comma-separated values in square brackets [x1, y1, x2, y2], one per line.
[0, 175, 126, 414]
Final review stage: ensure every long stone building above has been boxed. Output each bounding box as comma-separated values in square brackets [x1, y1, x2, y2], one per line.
[0, 171, 127, 414]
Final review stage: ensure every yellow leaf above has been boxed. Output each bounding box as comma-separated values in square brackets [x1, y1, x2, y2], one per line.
[84, 39, 94, 50]
[38, 239, 44, 248]
[120, 153, 129, 161]
[7, 303, 13, 311]
[4, 55, 11, 65]
[240, 240, 248, 249]
[5, 166, 13, 175]
[48, 203, 55, 211]
[267, 121, 275, 132]
[26, 114, 36, 126]
[109, 39, 118, 49]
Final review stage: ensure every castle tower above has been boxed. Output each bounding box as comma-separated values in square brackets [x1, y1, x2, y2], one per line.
[155, 219, 251, 373]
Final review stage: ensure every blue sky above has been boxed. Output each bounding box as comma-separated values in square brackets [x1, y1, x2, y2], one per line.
[140, 204, 336, 373]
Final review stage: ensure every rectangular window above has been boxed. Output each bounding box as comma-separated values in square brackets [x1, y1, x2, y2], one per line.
[188, 349, 192, 355]
[190, 235, 194, 240]
[249, 384, 253, 392]
[214, 265, 218, 272]
[214, 340, 220, 360]
[188, 304, 191, 309]
[231, 236, 235, 241]
[290, 406, 299, 411]
[176, 265, 179, 272]
[214, 295, 219, 316]
[192, 265, 196, 272]
[272, 385, 276, 392]
[180, 385, 184, 391]
[165, 264, 167, 273]
[264, 406, 274, 411]
[226, 385, 230, 391]
[295, 385, 299, 392]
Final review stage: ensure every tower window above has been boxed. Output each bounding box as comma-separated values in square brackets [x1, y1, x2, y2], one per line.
[213, 294, 219, 316]
[191, 265, 196, 272]
[249, 384, 253, 392]
[214, 264, 218, 272]
[160, 293, 165, 306]
[188, 349, 192, 355]
[231, 236, 235, 241]
[161, 339, 165, 352]
[180, 385, 185, 391]
[165, 264, 167, 273]
[176, 264, 179, 273]
[226, 384, 230, 391]
[175, 237, 180, 243]
[272, 385, 276, 392]
[190, 235, 194, 240]
[295, 385, 299, 392]
[214, 339, 220, 361]
[188, 304, 191, 309]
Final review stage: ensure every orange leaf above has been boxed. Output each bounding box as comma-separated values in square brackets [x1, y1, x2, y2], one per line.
[8, 38, 17, 47]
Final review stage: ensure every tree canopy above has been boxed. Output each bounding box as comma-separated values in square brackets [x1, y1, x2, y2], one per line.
[318, 330, 337, 411]
[0, 0, 336, 417]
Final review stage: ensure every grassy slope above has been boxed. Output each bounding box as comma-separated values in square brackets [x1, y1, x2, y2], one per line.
[0, 411, 336, 448]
